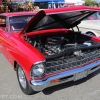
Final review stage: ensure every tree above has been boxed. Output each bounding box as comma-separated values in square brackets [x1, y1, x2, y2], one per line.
[85, 0, 98, 6]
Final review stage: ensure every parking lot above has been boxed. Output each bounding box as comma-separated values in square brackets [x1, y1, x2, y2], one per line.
[0, 53, 100, 100]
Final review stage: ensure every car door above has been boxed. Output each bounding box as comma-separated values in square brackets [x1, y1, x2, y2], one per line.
[0, 15, 12, 60]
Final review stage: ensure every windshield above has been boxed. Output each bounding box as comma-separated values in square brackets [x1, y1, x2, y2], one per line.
[9, 15, 34, 31]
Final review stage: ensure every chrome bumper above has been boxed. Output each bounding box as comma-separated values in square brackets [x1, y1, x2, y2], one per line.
[30, 60, 100, 91]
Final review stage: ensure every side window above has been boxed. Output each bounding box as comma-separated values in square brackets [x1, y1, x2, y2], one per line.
[0, 16, 6, 31]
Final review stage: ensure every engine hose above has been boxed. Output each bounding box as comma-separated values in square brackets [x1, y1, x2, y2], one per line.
[45, 44, 100, 60]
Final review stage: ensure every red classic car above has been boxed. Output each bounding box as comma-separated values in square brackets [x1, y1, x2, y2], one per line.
[0, 6, 100, 95]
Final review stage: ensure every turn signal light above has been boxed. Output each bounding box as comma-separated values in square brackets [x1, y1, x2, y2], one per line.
[50, 79, 60, 84]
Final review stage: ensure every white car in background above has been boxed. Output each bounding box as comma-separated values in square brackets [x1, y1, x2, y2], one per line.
[78, 12, 100, 37]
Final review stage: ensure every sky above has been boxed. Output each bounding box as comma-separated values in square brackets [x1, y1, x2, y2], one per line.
[96, 0, 100, 3]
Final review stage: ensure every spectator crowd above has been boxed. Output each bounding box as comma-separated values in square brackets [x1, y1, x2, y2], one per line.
[0, 2, 100, 14]
[0, 3, 40, 13]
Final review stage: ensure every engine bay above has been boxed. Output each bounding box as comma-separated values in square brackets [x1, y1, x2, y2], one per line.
[25, 32, 100, 60]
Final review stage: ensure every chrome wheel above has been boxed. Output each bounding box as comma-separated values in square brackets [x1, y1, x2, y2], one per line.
[18, 67, 26, 89]
[16, 64, 35, 95]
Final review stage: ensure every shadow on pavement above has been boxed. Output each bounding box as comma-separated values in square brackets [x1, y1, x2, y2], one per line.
[42, 69, 100, 95]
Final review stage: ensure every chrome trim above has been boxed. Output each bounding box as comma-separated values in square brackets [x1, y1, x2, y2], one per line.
[34, 60, 46, 65]
[30, 60, 100, 91]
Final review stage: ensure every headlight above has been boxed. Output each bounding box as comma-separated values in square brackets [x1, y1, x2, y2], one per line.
[31, 63, 45, 78]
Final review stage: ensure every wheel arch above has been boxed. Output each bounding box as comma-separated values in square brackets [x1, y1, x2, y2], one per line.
[86, 31, 96, 36]
[13, 60, 32, 82]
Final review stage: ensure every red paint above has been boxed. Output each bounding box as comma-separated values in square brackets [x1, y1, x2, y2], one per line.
[0, 7, 100, 82]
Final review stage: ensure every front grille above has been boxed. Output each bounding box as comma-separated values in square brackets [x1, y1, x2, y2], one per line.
[45, 49, 100, 74]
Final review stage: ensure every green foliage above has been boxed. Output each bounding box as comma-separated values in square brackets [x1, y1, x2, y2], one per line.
[85, 0, 98, 6]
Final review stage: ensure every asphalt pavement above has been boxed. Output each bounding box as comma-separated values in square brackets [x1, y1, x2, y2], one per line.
[0, 53, 100, 100]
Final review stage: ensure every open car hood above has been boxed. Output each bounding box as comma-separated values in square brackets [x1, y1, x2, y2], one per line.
[21, 6, 100, 34]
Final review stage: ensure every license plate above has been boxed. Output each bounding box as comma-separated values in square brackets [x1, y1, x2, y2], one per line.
[74, 70, 88, 81]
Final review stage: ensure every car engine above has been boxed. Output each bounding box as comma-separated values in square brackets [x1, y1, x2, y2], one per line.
[26, 32, 100, 60]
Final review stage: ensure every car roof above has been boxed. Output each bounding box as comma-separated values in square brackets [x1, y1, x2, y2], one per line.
[0, 12, 37, 17]
[42, 6, 100, 15]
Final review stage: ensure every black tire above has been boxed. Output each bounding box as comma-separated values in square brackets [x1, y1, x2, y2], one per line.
[16, 64, 35, 95]
[86, 32, 96, 36]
